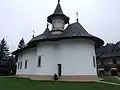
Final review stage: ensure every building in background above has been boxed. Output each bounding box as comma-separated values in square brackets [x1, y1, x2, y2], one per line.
[96, 42, 120, 76]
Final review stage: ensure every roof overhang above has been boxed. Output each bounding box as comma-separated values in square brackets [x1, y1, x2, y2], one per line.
[12, 36, 104, 55]
[47, 14, 69, 24]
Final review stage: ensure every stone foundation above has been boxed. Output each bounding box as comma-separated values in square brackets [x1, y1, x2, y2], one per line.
[16, 74, 98, 81]
[60, 75, 98, 81]
[16, 75, 53, 80]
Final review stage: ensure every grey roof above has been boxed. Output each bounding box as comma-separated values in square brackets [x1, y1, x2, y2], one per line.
[31, 27, 50, 41]
[47, 2, 69, 24]
[62, 22, 94, 37]
[30, 22, 103, 46]
[96, 43, 120, 58]
[54, 2, 63, 14]
[12, 22, 104, 54]
[100, 51, 120, 58]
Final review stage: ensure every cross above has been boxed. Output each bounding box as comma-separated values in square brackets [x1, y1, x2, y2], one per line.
[32, 29, 35, 38]
[76, 12, 79, 22]
[33, 29, 35, 34]
[47, 23, 49, 28]
[58, 0, 60, 3]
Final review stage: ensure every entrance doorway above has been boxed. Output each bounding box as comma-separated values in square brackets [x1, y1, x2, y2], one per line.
[111, 70, 118, 76]
[57, 64, 62, 76]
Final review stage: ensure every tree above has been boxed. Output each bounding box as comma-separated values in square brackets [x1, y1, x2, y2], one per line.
[18, 38, 25, 49]
[0, 38, 10, 65]
[7, 55, 16, 66]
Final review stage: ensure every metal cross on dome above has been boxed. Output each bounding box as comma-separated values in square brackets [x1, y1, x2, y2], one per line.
[32, 29, 35, 38]
[76, 12, 79, 22]
[47, 23, 49, 28]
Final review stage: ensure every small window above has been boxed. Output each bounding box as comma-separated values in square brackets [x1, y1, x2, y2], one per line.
[37, 56, 41, 68]
[18, 62, 20, 70]
[93, 56, 96, 68]
[20, 62, 22, 69]
[25, 60, 27, 69]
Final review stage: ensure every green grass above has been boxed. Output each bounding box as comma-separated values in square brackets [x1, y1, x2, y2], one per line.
[0, 77, 120, 90]
[100, 76, 120, 84]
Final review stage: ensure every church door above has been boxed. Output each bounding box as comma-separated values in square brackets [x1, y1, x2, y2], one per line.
[57, 64, 62, 76]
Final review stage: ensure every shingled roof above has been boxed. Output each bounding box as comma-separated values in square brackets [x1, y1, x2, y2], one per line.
[100, 51, 120, 58]
[54, 2, 63, 14]
[47, 1, 69, 24]
[12, 22, 104, 54]
[96, 43, 120, 58]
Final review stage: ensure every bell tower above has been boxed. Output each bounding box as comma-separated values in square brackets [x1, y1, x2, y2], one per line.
[47, 0, 69, 34]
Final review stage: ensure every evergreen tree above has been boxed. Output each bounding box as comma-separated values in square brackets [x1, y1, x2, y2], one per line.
[18, 38, 25, 49]
[7, 55, 16, 66]
[0, 38, 10, 65]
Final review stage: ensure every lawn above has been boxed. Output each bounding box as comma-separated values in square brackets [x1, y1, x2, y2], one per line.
[100, 76, 120, 84]
[0, 77, 120, 90]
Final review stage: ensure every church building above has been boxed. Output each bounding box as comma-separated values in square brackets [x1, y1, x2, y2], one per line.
[13, 0, 104, 81]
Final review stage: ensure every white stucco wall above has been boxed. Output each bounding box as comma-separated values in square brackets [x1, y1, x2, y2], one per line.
[16, 48, 37, 75]
[59, 39, 96, 75]
[16, 38, 97, 76]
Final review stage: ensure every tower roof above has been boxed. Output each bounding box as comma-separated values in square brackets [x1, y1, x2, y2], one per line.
[47, 1, 69, 24]
[54, 2, 63, 14]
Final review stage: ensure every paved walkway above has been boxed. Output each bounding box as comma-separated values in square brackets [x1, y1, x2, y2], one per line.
[97, 81, 120, 86]
[115, 76, 120, 80]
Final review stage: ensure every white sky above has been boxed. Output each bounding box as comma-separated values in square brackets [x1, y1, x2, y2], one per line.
[0, 0, 120, 52]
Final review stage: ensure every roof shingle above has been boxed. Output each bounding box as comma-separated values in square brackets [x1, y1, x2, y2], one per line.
[12, 22, 104, 54]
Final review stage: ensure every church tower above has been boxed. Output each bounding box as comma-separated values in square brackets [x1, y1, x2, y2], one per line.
[47, 0, 69, 34]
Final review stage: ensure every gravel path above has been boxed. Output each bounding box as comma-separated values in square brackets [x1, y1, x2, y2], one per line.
[97, 81, 120, 86]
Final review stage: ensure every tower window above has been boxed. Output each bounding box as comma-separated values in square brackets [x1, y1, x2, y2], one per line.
[37, 56, 41, 68]
[25, 60, 27, 69]
[52, 19, 64, 30]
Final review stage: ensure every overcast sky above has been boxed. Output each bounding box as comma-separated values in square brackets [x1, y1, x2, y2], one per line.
[0, 0, 120, 52]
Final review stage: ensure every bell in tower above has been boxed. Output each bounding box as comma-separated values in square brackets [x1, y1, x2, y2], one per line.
[47, 0, 69, 34]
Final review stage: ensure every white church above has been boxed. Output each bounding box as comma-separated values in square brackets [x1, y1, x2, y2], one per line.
[13, 0, 104, 81]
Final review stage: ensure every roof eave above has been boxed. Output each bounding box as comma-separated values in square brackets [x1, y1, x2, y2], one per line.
[47, 14, 69, 24]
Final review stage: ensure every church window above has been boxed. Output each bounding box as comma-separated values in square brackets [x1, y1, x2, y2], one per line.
[18, 62, 20, 70]
[37, 56, 41, 68]
[25, 60, 27, 69]
[20, 62, 22, 69]
[93, 56, 96, 68]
